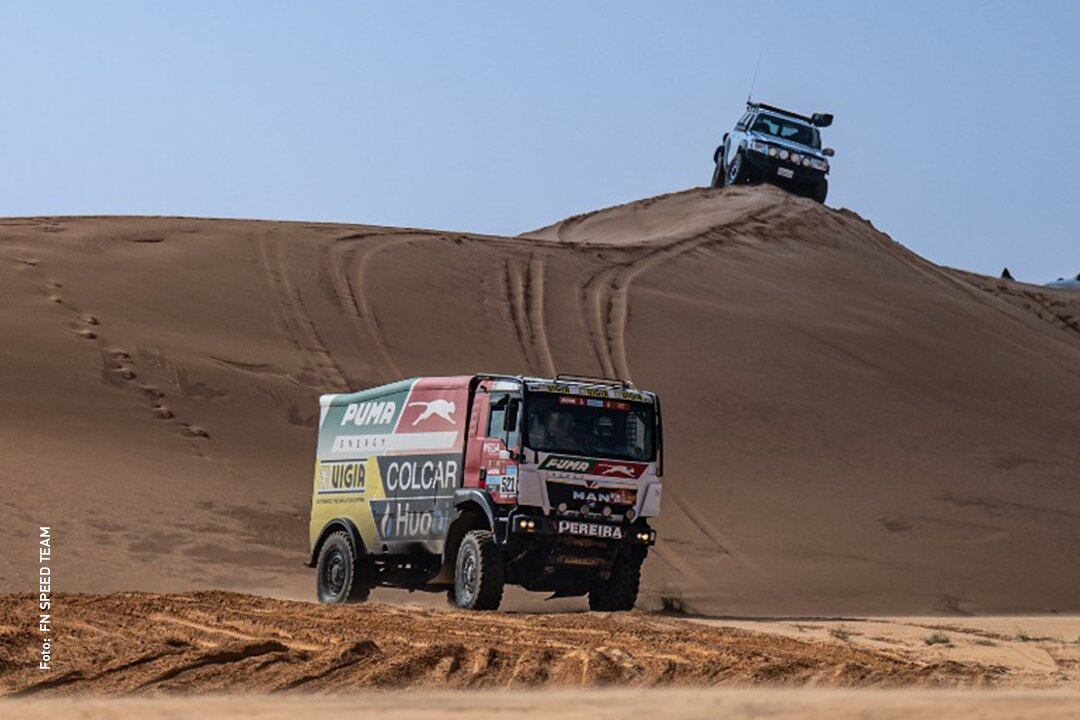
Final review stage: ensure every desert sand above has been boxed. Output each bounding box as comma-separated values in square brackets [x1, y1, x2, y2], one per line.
[1, 185, 1079, 713]
[5, 690, 1080, 720]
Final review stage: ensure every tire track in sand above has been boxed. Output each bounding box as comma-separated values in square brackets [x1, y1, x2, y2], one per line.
[325, 231, 405, 382]
[526, 253, 558, 376]
[578, 198, 788, 382]
[255, 234, 349, 391]
[503, 252, 557, 376]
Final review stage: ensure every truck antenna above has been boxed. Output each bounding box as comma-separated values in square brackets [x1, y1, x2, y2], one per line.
[747, 50, 763, 104]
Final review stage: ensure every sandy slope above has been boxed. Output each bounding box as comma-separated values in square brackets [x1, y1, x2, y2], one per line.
[1, 185, 1079, 616]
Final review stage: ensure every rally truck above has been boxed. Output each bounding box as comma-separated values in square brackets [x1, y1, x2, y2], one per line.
[711, 101, 835, 203]
[307, 374, 663, 611]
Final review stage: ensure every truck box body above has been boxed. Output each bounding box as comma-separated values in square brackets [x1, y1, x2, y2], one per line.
[311, 376, 472, 556]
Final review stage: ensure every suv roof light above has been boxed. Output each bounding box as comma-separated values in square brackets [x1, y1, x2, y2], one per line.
[747, 101, 833, 128]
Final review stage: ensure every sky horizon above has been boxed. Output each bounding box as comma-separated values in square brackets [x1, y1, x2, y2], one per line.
[2, 1, 1077, 283]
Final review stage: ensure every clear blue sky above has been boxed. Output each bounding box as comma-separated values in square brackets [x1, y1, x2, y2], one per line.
[2, 2, 1077, 282]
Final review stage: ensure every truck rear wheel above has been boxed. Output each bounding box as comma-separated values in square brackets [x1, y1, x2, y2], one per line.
[588, 553, 641, 611]
[316, 530, 371, 604]
[451, 530, 504, 611]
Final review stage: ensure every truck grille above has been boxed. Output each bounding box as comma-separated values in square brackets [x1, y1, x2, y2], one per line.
[545, 481, 636, 514]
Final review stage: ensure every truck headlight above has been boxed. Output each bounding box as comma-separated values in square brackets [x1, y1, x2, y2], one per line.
[790, 153, 802, 164]
[809, 158, 829, 171]
[779, 149, 789, 160]
[748, 140, 770, 154]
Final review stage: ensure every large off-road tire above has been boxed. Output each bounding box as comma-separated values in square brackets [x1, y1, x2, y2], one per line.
[451, 530, 505, 610]
[812, 178, 828, 204]
[725, 151, 749, 186]
[588, 553, 642, 611]
[710, 161, 724, 188]
[316, 530, 371, 604]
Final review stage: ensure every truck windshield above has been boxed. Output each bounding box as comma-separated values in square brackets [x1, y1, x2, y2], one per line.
[525, 392, 655, 462]
[751, 114, 820, 148]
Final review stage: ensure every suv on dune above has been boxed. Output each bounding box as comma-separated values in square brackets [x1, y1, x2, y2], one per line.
[711, 101, 835, 203]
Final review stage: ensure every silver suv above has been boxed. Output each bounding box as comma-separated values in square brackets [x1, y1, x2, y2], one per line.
[711, 102, 835, 203]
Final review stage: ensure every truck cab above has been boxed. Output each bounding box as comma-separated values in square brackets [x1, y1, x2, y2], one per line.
[711, 101, 835, 203]
[308, 374, 663, 611]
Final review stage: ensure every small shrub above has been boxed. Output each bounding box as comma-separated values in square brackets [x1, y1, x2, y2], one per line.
[658, 585, 687, 614]
[1017, 629, 1051, 643]
[829, 627, 851, 642]
[924, 632, 952, 646]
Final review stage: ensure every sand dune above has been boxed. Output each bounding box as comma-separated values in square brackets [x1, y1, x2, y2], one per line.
[1, 185, 1079, 616]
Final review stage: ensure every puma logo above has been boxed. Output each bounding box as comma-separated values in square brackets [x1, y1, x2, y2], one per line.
[408, 399, 456, 425]
[600, 464, 636, 477]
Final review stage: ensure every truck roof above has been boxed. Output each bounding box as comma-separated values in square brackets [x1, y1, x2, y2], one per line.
[320, 374, 657, 407]
[320, 375, 472, 407]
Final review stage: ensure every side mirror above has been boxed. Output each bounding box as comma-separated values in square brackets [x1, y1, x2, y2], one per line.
[822, 148, 835, 157]
[504, 399, 519, 433]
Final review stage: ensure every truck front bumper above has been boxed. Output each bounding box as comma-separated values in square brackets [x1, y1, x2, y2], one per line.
[508, 512, 656, 546]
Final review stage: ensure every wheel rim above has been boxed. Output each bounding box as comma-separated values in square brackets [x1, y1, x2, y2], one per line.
[323, 549, 347, 596]
[727, 155, 742, 184]
[456, 546, 478, 605]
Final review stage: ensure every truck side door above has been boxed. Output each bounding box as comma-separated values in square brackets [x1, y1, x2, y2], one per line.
[480, 392, 522, 503]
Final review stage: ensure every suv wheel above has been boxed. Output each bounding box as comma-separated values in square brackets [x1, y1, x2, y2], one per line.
[726, 152, 749, 186]
[316, 530, 372, 603]
[710, 162, 724, 188]
[451, 530, 505, 610]
[588, 553, 642, 611]
[812, 178, 828, 204]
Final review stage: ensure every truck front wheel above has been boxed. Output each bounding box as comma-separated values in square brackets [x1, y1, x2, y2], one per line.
[316, 530, 371, 604]
[588, 553, 642, 611]
[451, 530, 505, 611]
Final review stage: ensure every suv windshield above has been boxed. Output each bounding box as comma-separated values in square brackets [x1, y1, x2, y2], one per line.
[751, 113, 820, 148]
[526, 392, 655, 462]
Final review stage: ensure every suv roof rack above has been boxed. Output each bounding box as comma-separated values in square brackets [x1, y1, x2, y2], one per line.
[747, 101, 833, 128]
[554, 373, 635, 389]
